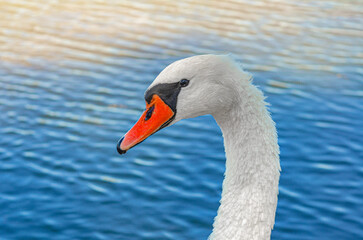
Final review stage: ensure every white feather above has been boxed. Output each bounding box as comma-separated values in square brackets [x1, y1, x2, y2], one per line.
[149, 55, 280, 240]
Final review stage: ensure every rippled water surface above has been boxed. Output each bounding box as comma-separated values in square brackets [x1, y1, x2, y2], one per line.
[1, 0, 363, 239]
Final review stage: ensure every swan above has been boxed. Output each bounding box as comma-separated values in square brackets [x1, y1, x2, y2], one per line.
[117, 55, 280, 240]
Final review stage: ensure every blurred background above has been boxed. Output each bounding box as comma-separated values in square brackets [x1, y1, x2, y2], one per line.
[0, 0, 362, 239]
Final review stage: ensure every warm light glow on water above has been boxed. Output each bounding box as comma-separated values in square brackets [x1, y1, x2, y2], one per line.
[0, 1, 362, 239]
[1, 0, 362, 71]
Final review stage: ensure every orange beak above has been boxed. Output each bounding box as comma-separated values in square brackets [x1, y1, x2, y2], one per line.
[117, 94, 175, 154]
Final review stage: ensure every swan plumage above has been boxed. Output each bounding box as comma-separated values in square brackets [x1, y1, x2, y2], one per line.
[118, 55, 280, 240]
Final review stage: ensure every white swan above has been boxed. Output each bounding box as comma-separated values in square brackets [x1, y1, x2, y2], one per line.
[117, 55, 280, 240]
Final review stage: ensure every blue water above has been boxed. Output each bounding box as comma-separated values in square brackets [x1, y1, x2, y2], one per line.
[1, 1, 363, 239]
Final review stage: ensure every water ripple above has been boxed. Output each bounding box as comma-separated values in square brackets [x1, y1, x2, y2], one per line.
[1, 0, 363, 239]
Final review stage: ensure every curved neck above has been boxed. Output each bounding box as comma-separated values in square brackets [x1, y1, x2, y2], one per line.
[210, 83, 280, 240]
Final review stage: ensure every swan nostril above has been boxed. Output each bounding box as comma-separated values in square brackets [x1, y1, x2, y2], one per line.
[144, 105, 155, 121]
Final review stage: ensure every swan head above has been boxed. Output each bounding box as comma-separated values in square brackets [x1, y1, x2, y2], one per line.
[117, 54, 251, 154]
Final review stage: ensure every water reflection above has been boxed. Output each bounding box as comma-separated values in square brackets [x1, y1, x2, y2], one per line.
[0, 0, 362, 239]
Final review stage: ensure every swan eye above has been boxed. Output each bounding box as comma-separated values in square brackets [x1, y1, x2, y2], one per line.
[180, 79, 189, 87]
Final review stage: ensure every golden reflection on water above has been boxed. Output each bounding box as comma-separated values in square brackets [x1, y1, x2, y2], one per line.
[0, 0, 362, 71]
[1, 2, 363, 240]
